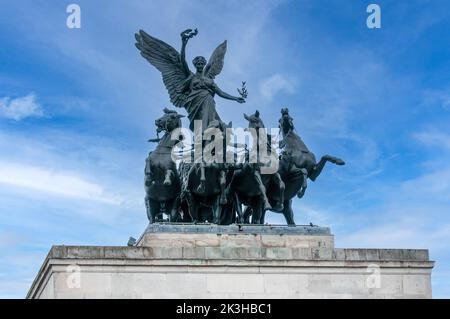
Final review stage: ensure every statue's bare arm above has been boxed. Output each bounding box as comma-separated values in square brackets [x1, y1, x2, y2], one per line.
[214, 85, 245, 103]
[180, 29, 195, 77]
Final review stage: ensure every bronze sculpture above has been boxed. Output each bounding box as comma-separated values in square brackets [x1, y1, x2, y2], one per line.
[228, 110, 286, 224]
[135, 29, 245, 133]
[144, 108, 184, 223]
[242, 108, 346, 225]
[137, 29, 345, 225]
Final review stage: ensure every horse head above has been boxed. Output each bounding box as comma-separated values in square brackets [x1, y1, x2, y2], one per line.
[244, 110, 265, 130]
[155, 108, 184, 135]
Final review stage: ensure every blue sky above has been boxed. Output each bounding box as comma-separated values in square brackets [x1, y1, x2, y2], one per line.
[0, 0, 449, 298]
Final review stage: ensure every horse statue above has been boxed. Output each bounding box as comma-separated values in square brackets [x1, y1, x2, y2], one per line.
[275, 107, 345, 224]
[144, 108, 184, 223]
[179, 120, 236, 224]
[228, 110, 286, 224]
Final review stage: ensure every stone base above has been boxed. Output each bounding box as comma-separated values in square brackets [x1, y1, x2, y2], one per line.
[27, 224, 433, 299]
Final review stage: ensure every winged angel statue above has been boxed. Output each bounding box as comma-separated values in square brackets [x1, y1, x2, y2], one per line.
[135, 29, 245, 132]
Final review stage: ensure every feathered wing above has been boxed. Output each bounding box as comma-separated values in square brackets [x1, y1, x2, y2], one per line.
[135, 30, 190, 107]
[204, 40, 227, 79]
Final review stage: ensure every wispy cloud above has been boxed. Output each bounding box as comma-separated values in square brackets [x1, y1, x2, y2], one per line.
[339, 221, 450, 251]
[422, 89, 450, 111]
[415, 131, 450, 151]
[0, 94, 43, 121]
[259, 74, 298, 101]
[0, 161, 123, 205]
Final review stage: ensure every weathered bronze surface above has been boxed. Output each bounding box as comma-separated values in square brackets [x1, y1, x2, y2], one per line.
[136, 29, 345, 225]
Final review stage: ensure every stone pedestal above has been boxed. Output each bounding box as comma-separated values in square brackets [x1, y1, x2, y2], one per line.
[27, 224, 433, 299]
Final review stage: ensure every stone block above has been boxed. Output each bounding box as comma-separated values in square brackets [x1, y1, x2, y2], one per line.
[344, 249, 361, 261]
[292, 248, 313, 259]
[66, 246, 105, 259]
[182, 247, 206, 259]
[332, 249, 346, 260]
[379, 249, 403, 261]
[261, 235, 286, 247]
[206, 274, 264, 293]
[263, 247, 293, 259]
[402, 249, 429, 261]
[144, 247, 183, 259]
[204, 247, 224, 259]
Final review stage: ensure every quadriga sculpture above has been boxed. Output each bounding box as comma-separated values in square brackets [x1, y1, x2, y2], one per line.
[136, 28, 346, 226]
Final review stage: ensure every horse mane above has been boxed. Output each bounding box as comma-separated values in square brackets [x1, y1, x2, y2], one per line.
[283, 129, 310, 153]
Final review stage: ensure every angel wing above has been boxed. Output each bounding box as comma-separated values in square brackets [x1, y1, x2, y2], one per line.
[135, 30, 191, 107]
[204, 41, 227, 79]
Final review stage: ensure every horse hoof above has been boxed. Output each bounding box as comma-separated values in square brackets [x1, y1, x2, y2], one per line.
[328, 156, 345, 165]
[163, 180, 172, 186]
[220, 197, 227, 205]
[263, 203, 272, 211]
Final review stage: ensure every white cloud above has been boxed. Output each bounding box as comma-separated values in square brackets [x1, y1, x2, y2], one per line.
[422, 89, 450, 111]
[338, 222, 450, 251]
[259, 74, 297, 101]
[0, 94, 43, 121]
[414, 131, 450, 151]
[0, 161, 122, 205]
[399, 167, 450, 201]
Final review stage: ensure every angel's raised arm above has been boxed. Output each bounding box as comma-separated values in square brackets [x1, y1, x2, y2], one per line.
[180, 29, 198, 77]
[180, 32, 190, 76]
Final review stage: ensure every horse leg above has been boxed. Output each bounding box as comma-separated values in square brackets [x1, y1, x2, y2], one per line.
[219, 204, 232, 225]
[283, 200, 295, 226]
[272, 173, 285, 211]
[254, 170, 272, 211]
[309, 155, 345, 181]
[148, 199, 160, 224]
[212, 195, 221, 224]
[163, 169, 174, 186]
[257, 200, 265, 225]
[179, 198, 191, 222]
[196, 163, 206, 193]
[159, 202, 166, 221]
[144, 157, 154, 186]
[251, 199, 262, 225]
[243, 206, 252, 224]
[235, 193, 244, 224]
[260, 209, 267, 225]
[297, 168, 308, 198]
[219, 170, 227, 205]
[167, 199, 178, 222]
[145, 196, 153, 223]
[188, 196, 199, 224]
